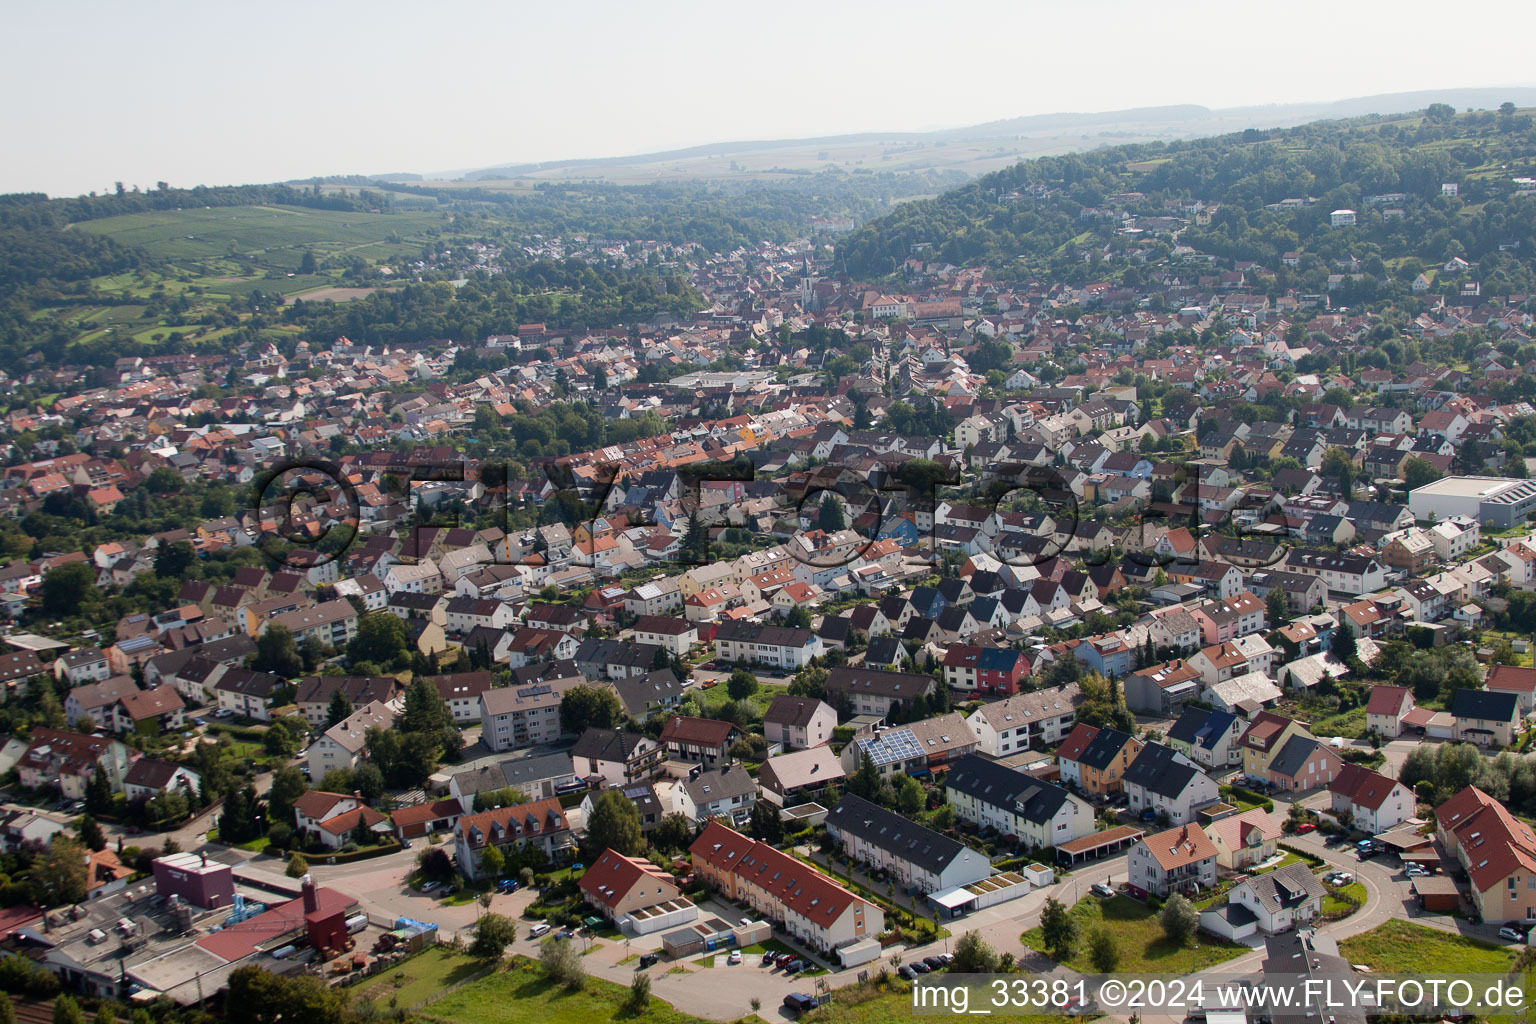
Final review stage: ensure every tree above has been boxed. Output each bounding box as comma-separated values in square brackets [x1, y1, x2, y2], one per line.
[627, 972, 652, 1013]
[817, 492, 847, 533]
[1039, 897, 1078, 960]
[1332, 618, 1358, 665]
[584, 788, 645, 857]
[226, 964, 344, 1024]
[400, 677, 453, 734]
[35, 835, 89, 906]
[326, 689, 353, 727]
[41, 562, 95, 618]
[78, 815, 106, 852]
[286, 852, 309, 878]
[892, 774, 926, 816]
[559, 684, 626, 735]
[218, 784, 265, 844]
[1321, 447, 1354, 498]
[352, 762, 385, 802]
[479, 844, 507, 879]
[1402, 457, 1443, 491]
[539, 936, 585, 988]
[471, 912, 518, 959]
[418, 846, 453, 880]
[1088, 926, 1121, 972]
[951, 931, 1000, 974]
[154, 540, 197, 579]
[347, 613, 409, 667]
[749, 800, 784, 844]
[267, 765, 309, 823]
[1159, 894, 1199, 945]
[52, 996, 83, 1024]
[726, 667, 759, 701]
[1266, 587, 1290, 625]
[653, 813, 694, 852]
[848, 751, 883, 800]
[253, 625, 303, 678]
[85, 767, 112, 816]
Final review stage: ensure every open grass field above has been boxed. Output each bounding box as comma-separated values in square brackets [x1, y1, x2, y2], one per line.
[422, 957, 762, 1024]
[1020, 895, 1247, 974]
[349, 946, 489, 1009]
[1338, 920, 1513, 974]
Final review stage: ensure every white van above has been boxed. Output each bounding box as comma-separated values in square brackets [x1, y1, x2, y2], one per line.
[528, 923, 551, 938]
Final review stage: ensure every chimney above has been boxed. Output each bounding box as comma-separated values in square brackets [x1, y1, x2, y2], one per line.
[301, 874, 318, 913]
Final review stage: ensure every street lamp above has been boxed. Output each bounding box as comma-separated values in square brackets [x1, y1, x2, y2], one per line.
[1192, 942, 1200, 973]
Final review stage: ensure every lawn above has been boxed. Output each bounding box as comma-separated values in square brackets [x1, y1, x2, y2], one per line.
[348, 947, 490, 1009]
[424, 957, 761, 1024]
[1338, 920, 1513, 974]
[1280, 699, 1367, 739]
[1321, 882, 1366, 917]
[1020, 895, 1247, 974]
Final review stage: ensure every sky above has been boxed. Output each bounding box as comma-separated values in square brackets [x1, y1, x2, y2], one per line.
[5, 0, 1536, 197]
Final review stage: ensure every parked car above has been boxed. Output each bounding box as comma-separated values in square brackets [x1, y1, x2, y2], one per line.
[727, 950, 742, 965]
[1405, 864, 1431, 878]
[639, 952, 661, 968]
[936, 953, 954, 966]
[786, 959, 809, 974]
[528, 923, 551, 938]
[909, 960, 931, 974]
[1323, 871, 1353, 886]
[1500, 926, 1527, 943]
[773, 952, 796, 967]
[898, 965, 918, 981]
[1295, 822, 1316, 834]
[923, 956, 946, 971]
[1090, 883, 1116, 898]
[420, 880, 440, 893]
[783, 993, 816, 1016]
[761, 952, 778, 967]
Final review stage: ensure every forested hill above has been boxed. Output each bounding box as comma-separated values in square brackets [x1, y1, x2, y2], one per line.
[838, 104, 1536, 295]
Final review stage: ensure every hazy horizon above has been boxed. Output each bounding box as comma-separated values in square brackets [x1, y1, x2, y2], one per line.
[6, 0, 1536, 197]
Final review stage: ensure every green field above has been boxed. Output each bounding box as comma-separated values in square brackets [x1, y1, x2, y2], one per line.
[74, 204, 447, 263]
[804, 984, 1074, 1024]
[1338, 920, 1513, 973]
[348, 946, 491, 1009]
[423, 957, 759, 1024]
[1020, 895, 1247, 974]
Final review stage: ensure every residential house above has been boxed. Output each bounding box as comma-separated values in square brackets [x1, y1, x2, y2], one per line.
[1166, 707, 1244, 768]
[1329, 763, 1413, 834]
[1055, 724, 1144, 796]
[944, 753, 1095, 849]
[763, 696, 837, 751]
[1127, 824, 1219, 897]
[964, 683, 1083, 756]
[1122, 743, 1220, 825]
[758, 747, 846, 807]
[690, 820, 883, 961]
[454, 797, 574, 880]
[1450, 688, 1521, 747]
[571, 727, 664, 787]
[824, 794, 992, 895]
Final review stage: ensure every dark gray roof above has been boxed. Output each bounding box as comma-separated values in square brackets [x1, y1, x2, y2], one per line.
[571, 727, 651, 763]
[826, 793, 971, 875]
[1123, 743, 1204, 799]
[1267, 734, 1322, 779]
[1450, 687, 1520, 723]
[610, 668, 683, 717]
[1167, 707, 1239, 751]
[1246, 861, 1326, 913]
[946, 753, 1072, 826]
[1075, 726, 1137, 771]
